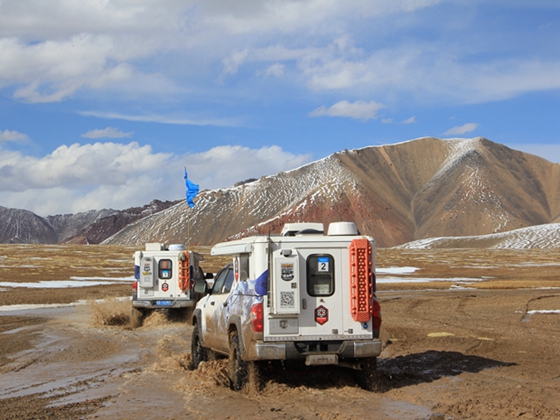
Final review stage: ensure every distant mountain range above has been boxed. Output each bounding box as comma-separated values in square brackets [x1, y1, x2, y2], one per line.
[2, 137, 559, 248]
[0, 200, 178, 244]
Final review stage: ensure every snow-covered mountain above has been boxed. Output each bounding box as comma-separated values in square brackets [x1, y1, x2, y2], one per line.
[3, 137, 558, 247]
[102, 137, 560, 247]
[0, 206, 58, 244]
[0, 200, 178, 244]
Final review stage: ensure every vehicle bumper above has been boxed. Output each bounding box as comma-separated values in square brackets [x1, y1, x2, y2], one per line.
[132, 300, 195, 309]
[247, 339, 382, 362]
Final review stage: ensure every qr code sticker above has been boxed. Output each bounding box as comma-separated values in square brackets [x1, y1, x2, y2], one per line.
[280, 291, 295, 308]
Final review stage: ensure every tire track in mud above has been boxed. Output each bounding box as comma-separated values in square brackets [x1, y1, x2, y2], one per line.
[521, 294, 560, 322]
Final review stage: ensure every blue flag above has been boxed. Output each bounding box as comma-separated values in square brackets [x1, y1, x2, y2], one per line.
[184, 168, 199, 208]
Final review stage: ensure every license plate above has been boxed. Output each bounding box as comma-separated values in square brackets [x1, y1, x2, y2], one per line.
[156, 300, 172, 306]
[305, 354, 338, 366]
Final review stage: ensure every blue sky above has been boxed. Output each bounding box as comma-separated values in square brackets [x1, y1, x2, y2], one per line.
[1, 0, 559, 216]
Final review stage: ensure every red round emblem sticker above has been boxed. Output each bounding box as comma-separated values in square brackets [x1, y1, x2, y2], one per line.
[315, 305, 328, 325]
[162, 283, 169, 292]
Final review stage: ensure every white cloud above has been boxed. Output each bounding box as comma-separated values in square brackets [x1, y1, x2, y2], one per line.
[218, 49, 250, 82]
[187, 145, 312, 189]
[402, 116, 416, 124]
[309, 100, 385, 120]
[0, 129, 29, 143]
[0, 142, 312, 215]
[258, 63, 285, 78]
[443, 123, 479, 136]
[81, 127, 133, 139]
[0, 0, 558, 106]
[199, 0, 443, 35]
[78, 111, 241, 127]
[0, 35, 136, 103]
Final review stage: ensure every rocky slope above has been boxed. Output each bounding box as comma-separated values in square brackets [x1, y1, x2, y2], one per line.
[103, 137, 560, 247]
[0, 206, 58, 244]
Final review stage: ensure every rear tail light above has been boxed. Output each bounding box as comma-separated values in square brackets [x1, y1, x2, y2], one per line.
[132, 281, 138, 290]
[372, 300, 382, 331]
[250, 302, 263, 332]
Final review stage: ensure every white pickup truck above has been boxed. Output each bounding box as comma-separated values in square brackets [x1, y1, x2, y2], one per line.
[190, 222, 382, 390]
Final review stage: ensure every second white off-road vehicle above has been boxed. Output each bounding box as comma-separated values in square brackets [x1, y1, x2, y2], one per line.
[190, 222, 382, 390]
[132, 243, 210, 327]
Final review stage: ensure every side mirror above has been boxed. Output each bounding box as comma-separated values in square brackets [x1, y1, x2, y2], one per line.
[193, 280, 209, 295]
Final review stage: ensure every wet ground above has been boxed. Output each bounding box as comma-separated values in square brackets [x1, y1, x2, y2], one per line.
[1, 287, 559, 419]
[0, 245, 559, 419]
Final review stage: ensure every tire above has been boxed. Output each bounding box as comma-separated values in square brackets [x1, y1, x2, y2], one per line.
[130, 307, 144, 328]
[228, 331, 249, 391]
[190, 323, 207, 370]
[353, 357, 378, 391]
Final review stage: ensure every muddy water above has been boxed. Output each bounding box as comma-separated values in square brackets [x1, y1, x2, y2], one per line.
[0, 305, 433, 420]
[2, 287, 560, 419]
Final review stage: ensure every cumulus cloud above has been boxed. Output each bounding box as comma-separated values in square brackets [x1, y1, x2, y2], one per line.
[309, 100, 385, 120]
[443, 123, 479, 136]
[81, 127, 133, 139]
[0, 142, 171, 192]
[0, 142, 311, 215]
[0, 129, 29, 143]
[188, 145, 312, 189]
[1, 35, 136, 103]
[402, 116, 416, 124]
[1, 0, 558, 106]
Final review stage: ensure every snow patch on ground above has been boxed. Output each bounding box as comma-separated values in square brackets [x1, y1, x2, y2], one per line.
[377, 277, 483, 284]
[0, 297, 130, 312]
[398, 223, 560, 249]
[377, 267, 419, 275]
[0, 276, 133, 289]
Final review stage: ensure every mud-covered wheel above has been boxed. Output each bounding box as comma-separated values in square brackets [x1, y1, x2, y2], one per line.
[228, 331, 248, 391]
[353, 357, 378, 391]
[130, 307, 144, 328]
[190, 323, 207, 370]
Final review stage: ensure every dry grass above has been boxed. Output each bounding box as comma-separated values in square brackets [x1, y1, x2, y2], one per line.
[1, 244, 559, 308]
[376, 248, 560, 290]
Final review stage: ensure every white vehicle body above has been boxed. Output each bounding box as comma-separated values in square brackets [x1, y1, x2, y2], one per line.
[191, 222, 382, 388]
[132, 243, 206, 312]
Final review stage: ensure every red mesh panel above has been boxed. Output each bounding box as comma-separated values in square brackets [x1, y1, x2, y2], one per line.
[349, 239, 373, 322]
[178, 252, 190, 291]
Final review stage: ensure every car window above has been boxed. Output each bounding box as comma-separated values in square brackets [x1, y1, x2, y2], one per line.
[222, 269, 235, 294]
[306, 254, 335, 297]
[212, 268, 228, 294]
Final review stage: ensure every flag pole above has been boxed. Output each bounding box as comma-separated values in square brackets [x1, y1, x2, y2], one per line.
[186, 199, 190, 248]
[184, 167, 199, 248]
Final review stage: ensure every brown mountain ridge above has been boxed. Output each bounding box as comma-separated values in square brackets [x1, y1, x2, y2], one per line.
[103, 137, 560, 248]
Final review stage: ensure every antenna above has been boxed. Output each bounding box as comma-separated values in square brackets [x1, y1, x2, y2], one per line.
[267, 227, 273, 308]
